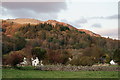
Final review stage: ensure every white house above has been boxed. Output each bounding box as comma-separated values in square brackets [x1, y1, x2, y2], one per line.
[20, 57, 28, 66]
[68, 57, 72, 61]
[40, 60, 44, 66]
[110, 60, 118, 65]
[31, 57, 40, 66]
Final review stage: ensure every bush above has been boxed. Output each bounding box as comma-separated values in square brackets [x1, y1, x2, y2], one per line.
[69, 58, 81, 66]
[46, 50, 71, 64]
[70, 56, 96, 66]
[104, 54, 111, 63]
[60, 26, 70, 31]
[31, 47, 46, 60]
[83, 46, 104, 62]
[80, 56, 96, 66]
[4, 51, 25, 67]
[2, 34, 26, 54]
[113, 48, 120, 65]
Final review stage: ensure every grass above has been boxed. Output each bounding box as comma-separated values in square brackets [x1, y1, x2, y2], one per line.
[2, 68, 119, 78]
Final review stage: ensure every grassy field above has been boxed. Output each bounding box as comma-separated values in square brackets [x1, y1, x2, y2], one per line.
[2, 68, 119, 78]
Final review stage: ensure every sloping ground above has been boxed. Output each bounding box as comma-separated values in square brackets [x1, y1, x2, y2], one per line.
[6, 18, 42, 24]
[45, 20, 76, 30]
[79, 29, 101, 37]
[4, 18, 100, 37]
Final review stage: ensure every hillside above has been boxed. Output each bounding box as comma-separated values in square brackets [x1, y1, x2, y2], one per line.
[3, 18, 100, 37]
[2, 18, 120, 66]
[6, 18, 42, 24]
[78, 29, 101, 37]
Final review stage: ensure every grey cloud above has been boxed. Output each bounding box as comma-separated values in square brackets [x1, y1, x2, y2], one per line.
[69, 22, 82, 28]
[38, 13, 58, 21]
[75, 18, 88, 24]
[2, 2, 67, 20]
[61, 19, 68, 23]
[89, 14, 119, 20]
[70, 18, 88, 28]
[3, 9, 58, 20]
[97, 28, 118, 39]
[106, 14, 118, 19]
[89, 17, 104, 19]
[3, 9, 35, 18]
[60, 19, 83, 28]
[91, 23, 102, 28]
[2, 2, 67, 13]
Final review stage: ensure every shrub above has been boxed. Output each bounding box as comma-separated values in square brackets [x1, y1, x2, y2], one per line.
[104, 54, 111, 63]
[60, 26, 70, 31]
[4, 51, 25, 67]
[70, 56, 96, 66]
[69, 57, 81, 66]
[113, 48, 120, 65]
[2, 34, 26, 54]
[31, 47, 46, 60]
[83, 46, 104, 62]
[46, 50, 71, 64]
[80, 56, 96, 66]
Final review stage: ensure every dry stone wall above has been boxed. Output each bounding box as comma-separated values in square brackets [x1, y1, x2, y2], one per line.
[36, 65, 120, 71]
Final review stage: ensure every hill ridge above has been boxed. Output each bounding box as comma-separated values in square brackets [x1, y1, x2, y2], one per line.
[4, 18, 100, 37]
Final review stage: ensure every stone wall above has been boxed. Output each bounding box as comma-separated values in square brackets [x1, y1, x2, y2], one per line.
[36, 65, 120, 71]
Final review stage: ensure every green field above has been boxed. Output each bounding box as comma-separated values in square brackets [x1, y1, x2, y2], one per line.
[2, 69, 119, 78]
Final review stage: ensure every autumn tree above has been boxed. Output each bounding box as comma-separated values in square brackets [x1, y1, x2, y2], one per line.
[113, 48, 120, 65]
[70, 55, 95, 66]
[5, 51, 25, 67]
[2, 34, 26, 54]
[83, 45, 104, 62]
[46, 49, 71, 64]
[31, 47, 46, 60]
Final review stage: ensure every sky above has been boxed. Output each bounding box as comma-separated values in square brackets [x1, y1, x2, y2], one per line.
[0, 0, 119, 39]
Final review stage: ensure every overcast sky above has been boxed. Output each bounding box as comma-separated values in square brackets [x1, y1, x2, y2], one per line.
[1, 0, 119, 39]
